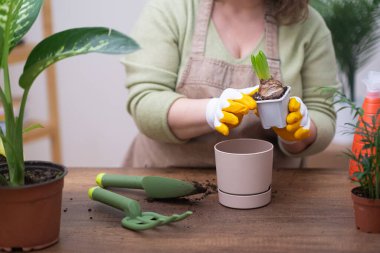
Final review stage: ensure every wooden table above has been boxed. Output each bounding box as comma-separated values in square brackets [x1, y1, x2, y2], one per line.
[43, 167, 380, 253]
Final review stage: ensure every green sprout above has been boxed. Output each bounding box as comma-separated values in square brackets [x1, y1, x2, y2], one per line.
[250, 50, 271, 81]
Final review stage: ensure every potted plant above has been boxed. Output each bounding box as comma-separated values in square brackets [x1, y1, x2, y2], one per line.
[324, 87, 380, 233]
[0, 0, 139, 251]
[250, 51, 291, 129]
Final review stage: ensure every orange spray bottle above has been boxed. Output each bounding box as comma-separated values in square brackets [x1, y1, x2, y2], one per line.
[349, 71, 380, 178]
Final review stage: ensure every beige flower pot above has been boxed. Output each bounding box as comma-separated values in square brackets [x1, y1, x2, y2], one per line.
[214, 139, 273, 209]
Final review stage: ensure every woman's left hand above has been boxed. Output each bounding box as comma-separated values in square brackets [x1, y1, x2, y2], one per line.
[272, 96, 311, 143]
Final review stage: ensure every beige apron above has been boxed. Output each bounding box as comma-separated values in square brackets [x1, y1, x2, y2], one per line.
[125, 0, 300, 168]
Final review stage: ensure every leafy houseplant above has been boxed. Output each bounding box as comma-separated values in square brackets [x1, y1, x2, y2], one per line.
[310, 0, 380, 100]
[0, 0, 139, 250]
[323, 87, 380, 233]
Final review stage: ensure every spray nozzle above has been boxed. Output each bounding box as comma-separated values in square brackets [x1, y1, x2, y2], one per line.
[363, 71, 380, 93]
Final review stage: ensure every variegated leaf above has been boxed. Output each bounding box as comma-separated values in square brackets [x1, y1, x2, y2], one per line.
[19, 27, 139, 89]
[0, 0, 12, 32]
[10, 0, 43, 50]
[0, 0, 43, 51]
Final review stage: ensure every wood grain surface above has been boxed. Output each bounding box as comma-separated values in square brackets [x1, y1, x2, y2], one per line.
[42, 167, 380, 253]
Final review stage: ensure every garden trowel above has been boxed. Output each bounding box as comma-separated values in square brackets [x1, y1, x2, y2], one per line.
[96, 173, 205, 199]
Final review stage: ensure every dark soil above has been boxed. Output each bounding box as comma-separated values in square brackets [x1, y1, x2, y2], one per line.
[352, 187, 371, 198]
[0, 155, 6, 164]
[0, 167, 63, 185]
[253, 83, 287, 101]
[145, 179, 218, 204]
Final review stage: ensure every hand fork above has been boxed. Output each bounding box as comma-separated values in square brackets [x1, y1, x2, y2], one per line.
[88, 187, 192, 231]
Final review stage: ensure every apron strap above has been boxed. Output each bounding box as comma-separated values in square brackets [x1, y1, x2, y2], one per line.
[191, 0, 214, 56]
[264, 3, 282, 82]
[265, 14, 279, 61]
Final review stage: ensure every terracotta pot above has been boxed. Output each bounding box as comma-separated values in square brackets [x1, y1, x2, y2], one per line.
[0, 161, 67, 251]
[351, 187, 380, 233]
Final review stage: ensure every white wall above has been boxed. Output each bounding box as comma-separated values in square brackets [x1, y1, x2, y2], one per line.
[22, 0, 147, 167]
[19, 1, 380, 167]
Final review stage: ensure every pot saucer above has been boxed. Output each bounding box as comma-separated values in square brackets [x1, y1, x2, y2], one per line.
[218, 186, 271, 209]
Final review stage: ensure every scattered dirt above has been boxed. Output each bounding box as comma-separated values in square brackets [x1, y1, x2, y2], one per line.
[190, 180, 217, 201]
[192, 181, 208, 194]
[145, 179, 218, 204]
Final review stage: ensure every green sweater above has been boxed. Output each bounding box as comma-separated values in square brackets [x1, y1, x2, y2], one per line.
[122, 0, 340, 157]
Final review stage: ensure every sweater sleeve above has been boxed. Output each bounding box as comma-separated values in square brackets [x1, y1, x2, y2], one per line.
[279, 11, 341, 157]
[122, 0, 186, 143]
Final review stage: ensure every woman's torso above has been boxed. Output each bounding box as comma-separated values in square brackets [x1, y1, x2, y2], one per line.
[125, 0, 302, 168]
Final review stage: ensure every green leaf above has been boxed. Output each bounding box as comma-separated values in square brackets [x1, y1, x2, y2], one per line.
[342, 149, 360, 162]
[353, 171, 365, 180]
[0, 26, 4, 64]
[362, 155, 373, 173]
[19, 27, 139, 89]
[10, 0, 43, 51]
[376, 131, 380, 150]
[0, 0, 44, 51]
[251, 50, 271, 81]
[23, 123, 43, 134]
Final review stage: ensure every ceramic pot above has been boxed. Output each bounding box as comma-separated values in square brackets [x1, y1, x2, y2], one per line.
[0, 161, 67, 251]
[256, 86, 291, 129]
[214, 139, 273, 209]
[351, 187, 380, 233]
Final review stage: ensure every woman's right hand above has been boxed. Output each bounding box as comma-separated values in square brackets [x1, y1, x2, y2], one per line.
[206, 87, 258, 136]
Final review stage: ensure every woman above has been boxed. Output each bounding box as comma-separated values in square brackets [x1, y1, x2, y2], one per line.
[122, 0, 339, 168]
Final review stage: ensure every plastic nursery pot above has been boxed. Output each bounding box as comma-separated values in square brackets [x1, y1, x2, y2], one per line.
[214, 138, 273, 209]
[0, 161, 68, 252]
[256, 86, 291, 129]
[351, 187, 380, 233]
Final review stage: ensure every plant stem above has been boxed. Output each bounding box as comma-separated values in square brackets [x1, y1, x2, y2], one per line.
[15, 87, 30, 167]
[0, 1, 24, 185]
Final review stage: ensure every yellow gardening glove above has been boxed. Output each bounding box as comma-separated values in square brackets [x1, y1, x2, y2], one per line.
[273, 97, 311, 143]
[206, 86, 258, 136]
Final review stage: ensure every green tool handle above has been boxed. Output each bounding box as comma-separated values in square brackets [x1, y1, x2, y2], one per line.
[96, 173, 144, 189]
[88, 187, 141, 218]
